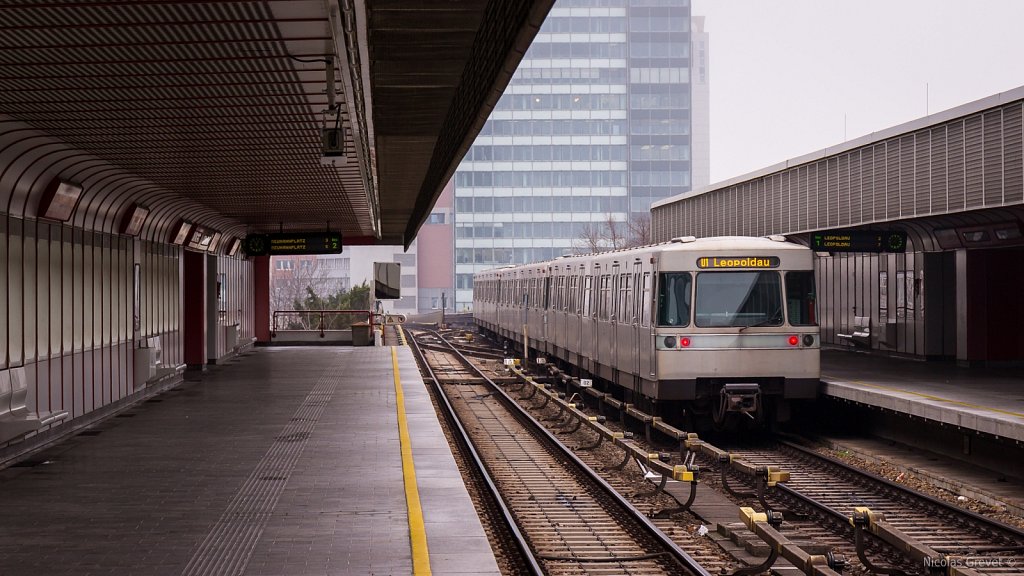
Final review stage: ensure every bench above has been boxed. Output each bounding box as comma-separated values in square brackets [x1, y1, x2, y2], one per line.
[836, 315, 871, 346]
[0, 367, 69, 444]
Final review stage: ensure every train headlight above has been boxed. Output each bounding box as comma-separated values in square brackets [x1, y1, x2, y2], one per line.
[788, 335, 799, 346]
[664, 336, 677, 348]
[802, 334, 814, 347]
[680, 337, 691, 347]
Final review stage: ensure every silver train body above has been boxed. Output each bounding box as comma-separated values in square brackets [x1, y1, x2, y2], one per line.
[473, 236, 820, 422]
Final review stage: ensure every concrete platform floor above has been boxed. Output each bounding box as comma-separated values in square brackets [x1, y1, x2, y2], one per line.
[820, 349, 1024, 442]
[0, 346, 497, 575]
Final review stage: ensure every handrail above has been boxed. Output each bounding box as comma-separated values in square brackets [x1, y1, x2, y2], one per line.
[271, 309, 374, 338]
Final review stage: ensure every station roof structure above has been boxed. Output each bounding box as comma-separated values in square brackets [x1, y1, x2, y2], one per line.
[0, 0, 553, 247]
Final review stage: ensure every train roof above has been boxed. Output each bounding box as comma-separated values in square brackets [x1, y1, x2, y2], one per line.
[474, 236, 810, 276]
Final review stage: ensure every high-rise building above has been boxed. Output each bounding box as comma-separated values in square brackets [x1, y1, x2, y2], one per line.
[451, 0, 707, 310]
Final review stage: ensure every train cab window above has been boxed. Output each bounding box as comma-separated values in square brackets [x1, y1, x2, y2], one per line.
[656, 272, 692, 326]
[785, 271, 818, 326]
[695, 272, 782, 328]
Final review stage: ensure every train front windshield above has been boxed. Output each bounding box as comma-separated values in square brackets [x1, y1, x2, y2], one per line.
[657, 270, 818, 328]
[695, 271, 783, 328]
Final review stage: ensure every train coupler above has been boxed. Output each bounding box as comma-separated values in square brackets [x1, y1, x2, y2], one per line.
[719, 383, 762, 420]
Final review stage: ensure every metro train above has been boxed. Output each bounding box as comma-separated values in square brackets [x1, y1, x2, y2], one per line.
[473, 236, 820, 427]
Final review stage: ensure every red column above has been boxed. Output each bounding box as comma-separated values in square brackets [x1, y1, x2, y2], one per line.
[254, 255, 271, 343]
[183, 250, 207, 368]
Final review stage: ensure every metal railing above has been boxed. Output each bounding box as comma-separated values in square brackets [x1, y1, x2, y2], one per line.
[271, 309, 374, 338]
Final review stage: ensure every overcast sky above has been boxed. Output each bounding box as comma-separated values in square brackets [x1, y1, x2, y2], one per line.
[694, 0, 1024, 184]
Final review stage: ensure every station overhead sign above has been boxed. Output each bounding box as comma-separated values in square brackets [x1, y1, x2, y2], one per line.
[242, 232, 343, 256]
[811, 229, 907, 253]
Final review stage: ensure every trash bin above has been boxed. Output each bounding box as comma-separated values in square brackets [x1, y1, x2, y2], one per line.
[352, 321, 373, 346]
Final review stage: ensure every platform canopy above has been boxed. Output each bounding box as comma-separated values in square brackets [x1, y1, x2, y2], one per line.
[0, 0, 552, 247]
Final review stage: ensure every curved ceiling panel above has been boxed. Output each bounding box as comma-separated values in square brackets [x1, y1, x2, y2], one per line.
[0, 116, 243, 242]
[1, 0, 554, 246]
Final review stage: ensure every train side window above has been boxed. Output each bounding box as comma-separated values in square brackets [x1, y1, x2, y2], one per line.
[640, 272, 652, 327]
[582, 275, 593, 317]
[621, 273, 633, 324]
[599, 274, 611, 320]
[656, 272, 692, 327]
[784, 271, 818, 326]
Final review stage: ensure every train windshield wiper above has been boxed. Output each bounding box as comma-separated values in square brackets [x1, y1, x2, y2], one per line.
[738, 313, 782, 332]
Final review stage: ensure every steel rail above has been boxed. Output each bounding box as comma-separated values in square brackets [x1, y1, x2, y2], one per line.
[418, 329, 714, 576]
[407, 332, 543, 575]
[777, 439, 1024, 541]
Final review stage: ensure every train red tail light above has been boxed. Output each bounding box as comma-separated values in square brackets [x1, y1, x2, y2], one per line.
[788, 335, 799, 346]
[680, 337, 691, 347]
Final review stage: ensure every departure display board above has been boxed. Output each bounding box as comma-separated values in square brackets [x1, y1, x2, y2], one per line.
[697, 256, 780, 269]
[243, 232, 343, 256]
[811, 229, 907, 253]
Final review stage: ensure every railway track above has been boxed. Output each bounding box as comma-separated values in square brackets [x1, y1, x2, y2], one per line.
[418, 327, 1024, 575]
[409, 329, 713, 576]
[714, 441, 1024, 575]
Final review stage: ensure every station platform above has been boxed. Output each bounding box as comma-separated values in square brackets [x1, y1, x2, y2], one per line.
[820, 349, 1024, 443]
[0, 346, 498, 575]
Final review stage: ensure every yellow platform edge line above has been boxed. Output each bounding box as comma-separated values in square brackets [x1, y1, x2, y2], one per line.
[392, 346, 431, 575]
[822, 374, 1024, 419]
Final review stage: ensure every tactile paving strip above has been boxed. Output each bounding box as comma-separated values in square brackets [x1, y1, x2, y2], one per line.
[180, 375, 340, 576]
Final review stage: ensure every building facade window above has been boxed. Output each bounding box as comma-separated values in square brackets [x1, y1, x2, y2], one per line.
[452, 0, 701, 310]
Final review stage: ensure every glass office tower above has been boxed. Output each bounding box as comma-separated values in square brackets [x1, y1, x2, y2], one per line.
[453, 0, 704, 310]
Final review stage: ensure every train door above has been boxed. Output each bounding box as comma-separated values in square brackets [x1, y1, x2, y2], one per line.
[571, 272, 582, 358]
[638, 265, 655, 379]
[626, 260, 634, 377]
[615, 263, 635, 373]
[580, 267, 595, 372]
[608, 264, 620, 370]
[542, 274, 550, 346]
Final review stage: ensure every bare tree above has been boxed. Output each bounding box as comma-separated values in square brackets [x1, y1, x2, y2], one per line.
[574, 213, 652, 254]
[601, 213, 625, 249]
[573, 222, 605, 254]
[270, 256, 331, 313]
[623, 213, 652, 248]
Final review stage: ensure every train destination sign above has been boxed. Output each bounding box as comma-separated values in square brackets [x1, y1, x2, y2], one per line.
[697, 256, 780, 269]
[811, 229, 907, 253]
[242, 232, 343, 256]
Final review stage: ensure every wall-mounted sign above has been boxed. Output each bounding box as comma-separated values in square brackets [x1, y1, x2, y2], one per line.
[207, 232, 222, 253]
[696, 256, 780, 269]
[170, 220, 192, 245]
[120, 204, 149, 236]
[226, 238, 242, 257]
[374, 261, 400, 299]
[188, 226, 215, 251]
[242, 232, 342, 256]
[811, 229, 907, 253]
[39, 179, 83, 221]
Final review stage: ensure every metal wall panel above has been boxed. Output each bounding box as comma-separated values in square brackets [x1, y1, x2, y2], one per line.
[914, 131, 930, 215]
[24, 224, 36, 363]
[0, 218, 6, 369]
[964, 115, 984, 208]
[36, 225, 49, 361]
[948, 121, 966, 210]
[930, 126, 948, 213]
[872, 144, 886, 221]
[652, 96, 1024, 242]
[885, 141, 900, 219]
[983, 110, 1004, 206]
[1005, 103, 1024, 204]
[899, 135, 914, 217]
[9, 218, 24, 367]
